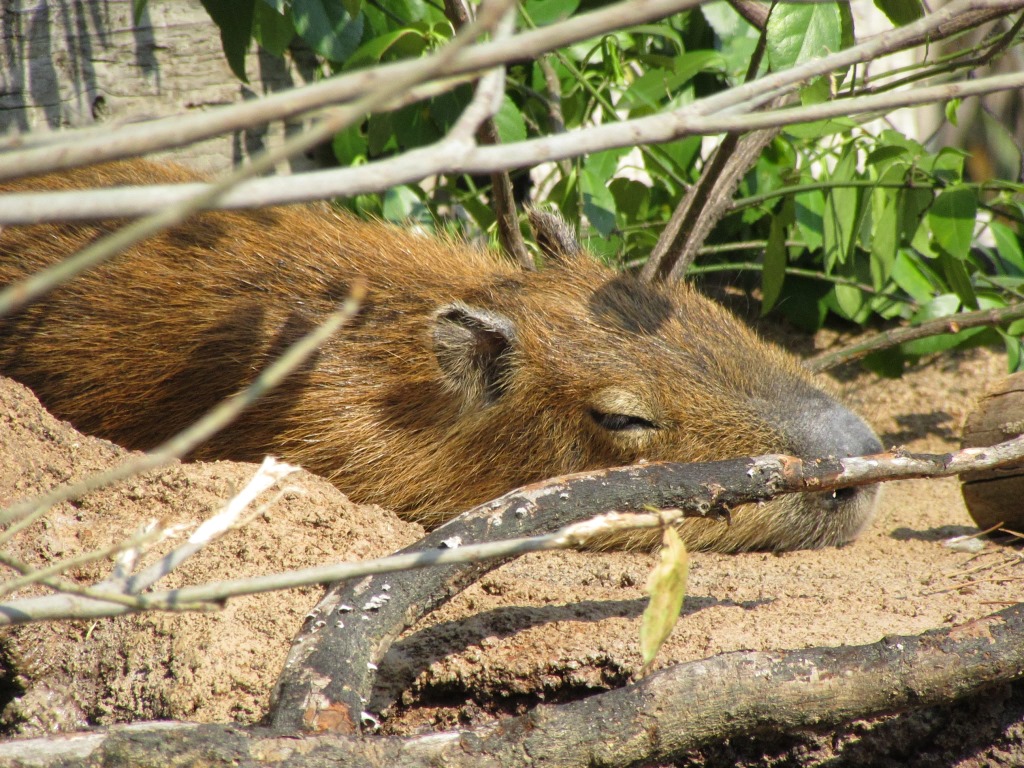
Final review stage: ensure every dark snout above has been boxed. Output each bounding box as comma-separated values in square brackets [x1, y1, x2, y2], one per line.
[770, 390, 883, 548]
[789, 394, 883, 461]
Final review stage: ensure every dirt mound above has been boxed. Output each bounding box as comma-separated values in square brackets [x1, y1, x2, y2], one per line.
[0, 376, 422, 733]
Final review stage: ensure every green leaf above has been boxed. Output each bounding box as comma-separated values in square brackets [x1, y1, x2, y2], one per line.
[367, 113, 396, 155]
[1005, 331, 1023, 372]
[795, 187, 825, 251]
[799, 76, 832, 106]
[892, 249, 937, 302]
[382, 185, 424, 222]
[823, 147, 859, 270]
[493, 96, 527, 144]
[253, 1, 295, 56]
[584, 148, 625, 182]
[762, 197, 793, 315]
[990, 221, 1024, 275]
[133, 0, 149, 25]
[831, 274, 864, 319]
[200, 0, 255, 82]
[293, 0, 364, 63]
[874, 0, 925, 26]
[767, 3, 842, 70]
[870, 166, 905, 287]
[580, 168, 617, 237]
[346, 28, 425, 68]
[332, 123, 367, 165]
[928, 187, 978, 259]
[608, 178, 651, 223]
[938, 251, 978, 309]
[640, 526, 689, 675]
[521, 0, 580, 26]
[945, 98, 961, 127]
[701, 0, 746, 40]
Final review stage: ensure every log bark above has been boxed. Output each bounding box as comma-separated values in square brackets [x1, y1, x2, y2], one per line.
[5, 602, 1024, 767]
[0, 0, 318, 173]
[961, 371, 1024, 530]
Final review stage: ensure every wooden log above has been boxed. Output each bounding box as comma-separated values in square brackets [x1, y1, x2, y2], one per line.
[960, 371, 1024, 531]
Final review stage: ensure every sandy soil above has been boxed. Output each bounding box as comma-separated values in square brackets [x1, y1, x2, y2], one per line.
[1, 344, 1022, 766]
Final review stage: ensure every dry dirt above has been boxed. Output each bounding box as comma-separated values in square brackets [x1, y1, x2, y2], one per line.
[1, 344, 1022, 766]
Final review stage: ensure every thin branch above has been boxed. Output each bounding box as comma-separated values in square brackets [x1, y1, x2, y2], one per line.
[0, 0, 703, 182]
[808, 301, 1024, 371]
[8, 67, 1024, 226]
[5, 584, 1024, 766]
[728, 0, 769, 30]
[6, 432, 1023, 625]
[641, 0, 776, 283]
[119, 457, 301, 596]
[0, 2, 513, 318]
[444, 0, 533, 268]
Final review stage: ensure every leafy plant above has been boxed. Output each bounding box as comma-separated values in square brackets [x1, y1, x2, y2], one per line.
[186, 0, 1024, 374]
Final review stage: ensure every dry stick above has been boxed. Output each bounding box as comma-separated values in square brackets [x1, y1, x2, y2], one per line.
[729, 0, 770, 29]
[443, 0, 533, 269]
[5, 433, 1024, 624]
[808, 301, 1024, 372]
[0, 0, 703, 182]
[267, 432, 1024, 733]
[0, 288, 364, 539]
[4, 600, 1024, 766]
[0, 460, 300, 617]
[12, 66, 1024, 226]
[640, 8, 777, 285]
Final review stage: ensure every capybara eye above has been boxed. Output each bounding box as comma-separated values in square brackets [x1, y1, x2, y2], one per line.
[588, 409, 659, 432]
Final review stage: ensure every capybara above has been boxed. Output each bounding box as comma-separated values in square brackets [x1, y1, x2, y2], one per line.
[0, 161, 882, 551]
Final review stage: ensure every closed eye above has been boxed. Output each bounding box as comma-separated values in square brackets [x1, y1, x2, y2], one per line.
[589, 409, 660, 432]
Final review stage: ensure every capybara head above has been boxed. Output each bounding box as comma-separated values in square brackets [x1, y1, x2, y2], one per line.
[0, 161, 881, 551]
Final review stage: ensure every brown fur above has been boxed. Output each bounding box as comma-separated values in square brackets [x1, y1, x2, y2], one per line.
[0, 161, 881, 551]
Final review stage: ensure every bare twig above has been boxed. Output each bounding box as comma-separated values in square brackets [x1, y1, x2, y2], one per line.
[808, 301, 1024, 371]
[0, 2, 512, 318]
[641, 12, 780, 284]
[269, 431, 1024, 732]
[7, 67, 1024, 226]
[0, 0, 703, 182]
[444, 0, 533, 268]
[5, 432, 1024, 626]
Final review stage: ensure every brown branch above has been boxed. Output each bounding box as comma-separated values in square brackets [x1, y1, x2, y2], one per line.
[7, 603, 1024, 767]
[443, 0, 533, 269]
[641, 11, 780, 284]
[640, 126, 780, 283]
[808, 301, 1024, 372]
[728, 0, 770, 30]
[269, 434, 1024, 733]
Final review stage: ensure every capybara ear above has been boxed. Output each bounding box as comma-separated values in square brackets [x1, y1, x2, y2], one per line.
[431, 303, 517, 407]
[526, 206, 582, 264]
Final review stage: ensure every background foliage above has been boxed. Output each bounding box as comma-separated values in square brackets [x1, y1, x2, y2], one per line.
[191, 0, 1024, 375]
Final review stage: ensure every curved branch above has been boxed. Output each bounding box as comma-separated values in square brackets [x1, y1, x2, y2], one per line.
[268, 433, 1024, 733]
[808, 301, 1024, 371]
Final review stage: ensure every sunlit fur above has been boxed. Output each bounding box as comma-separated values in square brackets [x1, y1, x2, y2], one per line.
[0, 161, 881, 552]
